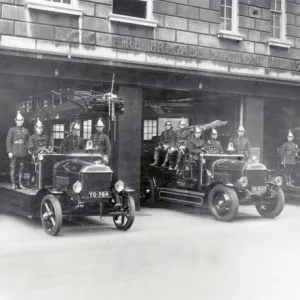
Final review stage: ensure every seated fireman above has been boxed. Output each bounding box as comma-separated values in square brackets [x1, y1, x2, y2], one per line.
[28, 118, 53, 186]
[150, 120, 176, 167]
[186, 126, 205, 160]
[88, 118, 111, 164]
[60, 121, 84, 153]
[205, 128, 224, 154]
[166, 118, 190, 171]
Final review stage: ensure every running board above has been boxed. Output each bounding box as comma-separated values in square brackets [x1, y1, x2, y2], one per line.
[158, 188, 204, 206]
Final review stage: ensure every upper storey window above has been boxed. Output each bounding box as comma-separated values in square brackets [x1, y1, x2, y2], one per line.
[109, 0, 157, 28]
[217, 0, 243, 41]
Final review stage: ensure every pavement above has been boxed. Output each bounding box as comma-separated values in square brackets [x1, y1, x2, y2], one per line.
[1, 200, 300, 300]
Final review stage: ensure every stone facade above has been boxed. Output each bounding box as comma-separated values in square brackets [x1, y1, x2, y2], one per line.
[0, 0, 299, 83]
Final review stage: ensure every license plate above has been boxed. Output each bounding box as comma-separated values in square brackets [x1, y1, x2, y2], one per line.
[88, 191, 110, 198]
[251, 186, 267, 194]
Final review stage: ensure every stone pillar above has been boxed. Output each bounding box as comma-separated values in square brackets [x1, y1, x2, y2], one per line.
[116, 86, 142, 210]
[244, 96, 264, 162]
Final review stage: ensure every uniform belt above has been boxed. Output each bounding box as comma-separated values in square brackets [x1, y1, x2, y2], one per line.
[14, 140, 24, 144]
[286, 151, 295, 155]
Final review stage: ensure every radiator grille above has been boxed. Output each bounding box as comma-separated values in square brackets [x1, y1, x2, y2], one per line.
[246, 170, 267, 187]
[83, 173, 112, 191]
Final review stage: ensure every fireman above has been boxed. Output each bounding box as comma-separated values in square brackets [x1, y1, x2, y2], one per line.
[205, 128, 224, 154]
[166, 118, 190, 171]
[60, 121, 84, 153]
[186, 126, 205, 160]
[88, 118, 111, 164]
[280, 130, 299, 187]
[232, 126, 251, 161]
[6, 111, 30, 190]
[150, 120, 176, 167]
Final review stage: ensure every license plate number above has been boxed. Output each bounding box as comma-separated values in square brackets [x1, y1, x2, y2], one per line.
[89, 191, 110, 198]
[251, 186, 267, 194]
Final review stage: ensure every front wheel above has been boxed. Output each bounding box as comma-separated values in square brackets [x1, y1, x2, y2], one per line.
[255, 186, 285, 218]
[40, 194, 63, 236]
[113, 194, 135, 231]
[208, 184, 239, 222]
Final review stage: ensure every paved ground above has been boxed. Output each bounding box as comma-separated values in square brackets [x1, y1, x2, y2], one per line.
[1, 200, 300, 300]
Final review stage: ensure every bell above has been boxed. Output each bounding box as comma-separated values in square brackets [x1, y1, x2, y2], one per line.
[85, 139, 93, 151]
[227, 141, 235, 152]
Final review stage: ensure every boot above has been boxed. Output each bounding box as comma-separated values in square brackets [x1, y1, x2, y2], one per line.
[161, 153, 169, 168]
[10, 166, 17, 190]
[18, 164, 27, 190]
[284, 174, 289, 186]
[174, 163, 179, 171]
[288, 175, 295, 187]
[150, 150, 159, 166]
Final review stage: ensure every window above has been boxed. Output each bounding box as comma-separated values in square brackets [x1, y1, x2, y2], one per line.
[47, 0, 71, 4]
[268, 0, 291, 48]
[83, 119, 92, 140]
[52, 124, 65, 140]
[218, 0, 242, 40]
[271, 0, 283, 39]
[109, 0, 157, 28]
[143, 120, 157, 141]
[220, 0, 233, 31]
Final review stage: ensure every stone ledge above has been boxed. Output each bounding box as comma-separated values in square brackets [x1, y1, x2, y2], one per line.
[108, 14, 158, 28]
[26, 0, 83, 16]
[267, 38, 292, 49]
[217, 30, 244, 41]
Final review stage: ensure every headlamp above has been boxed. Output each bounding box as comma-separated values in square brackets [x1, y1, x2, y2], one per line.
[237, 176, 248, 188]
[73, 181, 82, 194]
[274, 176, 283, 187]
[115, 180, 125, 192]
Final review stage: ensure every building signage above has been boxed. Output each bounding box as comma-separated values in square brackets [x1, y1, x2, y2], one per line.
[112, 36, 300, 72]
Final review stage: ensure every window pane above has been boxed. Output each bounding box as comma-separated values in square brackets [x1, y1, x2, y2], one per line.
[221, 0, 225, 4]
[227, 0, 232, 6]
[271, 0, 275, 10]
[225, 19, 232, 31]
[276, 0, 282, 12]
[143, 119, 157, 140]
[275, 27, 280, 39]
[275, 14, 280, 27]
[221, 6, 225, 18]
[113, 0, 147, 19]
[220, 19, 225, 30]
[226, 7, 232, 19]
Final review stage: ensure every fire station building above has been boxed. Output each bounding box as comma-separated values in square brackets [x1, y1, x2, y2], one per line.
[1, 0, 300, 207]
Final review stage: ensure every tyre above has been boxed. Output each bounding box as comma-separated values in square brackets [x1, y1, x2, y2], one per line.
[255, 186, 285, 218]
[208, 184, 239, 222]
[40, 194, 63, 236]
[113, 194, 135, 231]
[141, 176, 156, 206]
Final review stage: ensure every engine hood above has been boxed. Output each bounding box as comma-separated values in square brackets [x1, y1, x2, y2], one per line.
[212, 159, 246, 173]
[54, 159, 112, 174]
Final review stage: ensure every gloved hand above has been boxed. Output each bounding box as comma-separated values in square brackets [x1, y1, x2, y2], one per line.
[8, 152, 13, 159]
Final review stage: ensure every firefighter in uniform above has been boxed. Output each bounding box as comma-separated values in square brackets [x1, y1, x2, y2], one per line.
[28, 119, 53, 187]
[6, 111, 29, 190]
[166, 118, 190, 171]
[88, 118, 111, 164]
[60, 121, 84, 153]
[150, 120, 176, 167]
[232, 126, 251, 161]
[186, 126, 205, 159]
[280, 130, 299, 187]
[205, 128, 224, 154]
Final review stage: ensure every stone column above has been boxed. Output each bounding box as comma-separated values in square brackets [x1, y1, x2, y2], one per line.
[116, 85, 143, 210]
[244, 96, 264, 162]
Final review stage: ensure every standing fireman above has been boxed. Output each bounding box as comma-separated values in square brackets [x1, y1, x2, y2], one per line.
[232, 126, 251, 161]
[89, 118, 111, 164]
[60, 121, 84, 153]
[280, 130, 299, 187]
[205, 128, 224, 154]
[6, 111, 29, 190]
[151, 120, 176, 167]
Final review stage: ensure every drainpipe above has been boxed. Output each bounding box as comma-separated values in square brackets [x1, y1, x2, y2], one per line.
[240, 96, 244, 127]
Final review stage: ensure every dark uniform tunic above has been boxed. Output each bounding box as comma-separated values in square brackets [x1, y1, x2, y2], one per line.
[6, 126, 29, 157]
[90, 132, 111, 158]
[205, 139, 224, 154]
[280, 141, 298, 165]
[60, 135, 84, 153]
[28, 133, 52, 154]
[172, 128, 190, 148]
[232, 137, 251, 160]
[159, 129, 176, 146]
[186, 136, 205, 155]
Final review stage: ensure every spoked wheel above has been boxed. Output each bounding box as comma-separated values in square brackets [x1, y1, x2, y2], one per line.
[113, 194, 135, 231]
[40, 194, 63, 236]
[141, 176, 156, 206]
[208, 184, 239, 222]
[255, 186, 285, 218]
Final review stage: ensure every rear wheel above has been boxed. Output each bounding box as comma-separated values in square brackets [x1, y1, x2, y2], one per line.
[255, 186, 285, 218]
[40, 194, 63, 236]
[141, 176, 156, 206]
[113, 194, 135, 231]
[208, 184, 239, 222]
